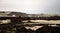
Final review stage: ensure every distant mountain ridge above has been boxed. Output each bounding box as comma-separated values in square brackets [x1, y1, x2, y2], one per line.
[0, 11, 60, 17]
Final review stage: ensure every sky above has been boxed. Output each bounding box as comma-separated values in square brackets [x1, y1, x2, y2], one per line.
[0, 0, 60, 14]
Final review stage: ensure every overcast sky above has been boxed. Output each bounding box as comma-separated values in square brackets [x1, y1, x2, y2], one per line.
[0, 0, 60, 14]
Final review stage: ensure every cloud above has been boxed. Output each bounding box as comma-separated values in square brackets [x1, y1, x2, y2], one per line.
[0, 0, 60, 14]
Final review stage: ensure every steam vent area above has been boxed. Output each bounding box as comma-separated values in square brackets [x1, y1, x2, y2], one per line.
[0, 11, 60, 33]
